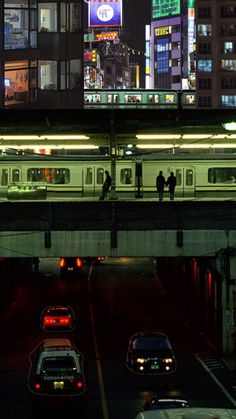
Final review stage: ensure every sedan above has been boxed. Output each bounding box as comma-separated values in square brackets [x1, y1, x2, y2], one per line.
[40, 305, 76, 331]
[126, 331, 177, 374]
[142, 396, 189, 410]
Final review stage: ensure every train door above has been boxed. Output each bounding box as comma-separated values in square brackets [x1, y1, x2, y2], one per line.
[82, 165, 107, 197]
[175, 167, 195, 197]
[0, 167, 8, 195]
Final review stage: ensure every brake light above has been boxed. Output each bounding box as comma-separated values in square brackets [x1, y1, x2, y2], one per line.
[60, 317, 70, 324]
[76, 381, 83, 388]
[76, 258, 82, 268]
[44, 317, 54, 325]
[35, 383, 41, 390]
[60, 258, 65, 267]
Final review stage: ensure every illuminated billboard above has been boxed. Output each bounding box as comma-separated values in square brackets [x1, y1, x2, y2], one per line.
[88, 0, 122, 28]
[152, 0, 180, 20]
[84, 49, 97, 64]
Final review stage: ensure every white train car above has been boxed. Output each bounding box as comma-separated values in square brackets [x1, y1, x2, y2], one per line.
[1, 154, 236, 198]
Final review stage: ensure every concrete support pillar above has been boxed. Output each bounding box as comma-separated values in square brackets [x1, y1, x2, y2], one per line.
[216, 251, 236, 357]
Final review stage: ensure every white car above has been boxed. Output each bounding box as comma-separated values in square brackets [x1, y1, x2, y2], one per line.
[134, 408, 236, 419]
[28, 338, 85, 396]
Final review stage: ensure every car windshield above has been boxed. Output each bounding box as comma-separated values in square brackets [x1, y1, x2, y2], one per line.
[41, 357, 76, 373]
[46, 309, 70, 316]
[133, 337, 171, 350]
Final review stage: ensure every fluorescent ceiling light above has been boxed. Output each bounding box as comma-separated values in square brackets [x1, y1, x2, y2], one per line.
[0, 144, 98, 150]
[136, 144, 175, 149]
[222, 122, 236, 131]
[211, 143, 236, 148]
[136, 134, 181, 140]
[0, 135, 90, 140]
[181, 134, 211, 139]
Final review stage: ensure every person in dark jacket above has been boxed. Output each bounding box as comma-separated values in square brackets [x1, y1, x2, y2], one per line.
[99, 170, 112, 200]
[166, 171, 177, 200]
[156, 170, 166, 201]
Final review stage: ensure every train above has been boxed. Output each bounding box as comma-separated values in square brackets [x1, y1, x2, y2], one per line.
[1, 153, 236, 198]
[84, 89, 196, 109]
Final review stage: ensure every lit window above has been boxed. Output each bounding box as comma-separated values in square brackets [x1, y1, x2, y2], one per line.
[198, 60, 212, 72]
[197, 24, 212, 37]
[221, 95, 236, 107]
[38, 61, 57, 90]
[38, 3, 57, 32]
[224, 42, 233, 53]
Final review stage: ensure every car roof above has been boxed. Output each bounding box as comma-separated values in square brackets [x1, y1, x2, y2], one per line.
[131, 332, 169, 340]
[41, 338, 72, 350]
[135, 407, 236, 419]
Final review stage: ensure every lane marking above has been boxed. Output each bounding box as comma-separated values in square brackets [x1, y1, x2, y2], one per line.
[88, 266, 110, 419]
[195, 354, 236, 406]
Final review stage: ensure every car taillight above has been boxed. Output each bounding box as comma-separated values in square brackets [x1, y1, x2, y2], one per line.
[76, 258, 82, 268]
[35, 383, 41, 390]
[60, 317, 70, 324]
[60, 258, 65, 267]
[44, 317, 54, 325]
[76, 381, 83, 388]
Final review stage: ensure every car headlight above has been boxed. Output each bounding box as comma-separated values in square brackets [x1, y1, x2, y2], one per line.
[163, 358, 173, 363]
[136, 358, 145, 363]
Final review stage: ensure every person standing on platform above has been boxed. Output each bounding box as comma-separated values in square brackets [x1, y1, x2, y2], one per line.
[99, 170, 112, 200]
[156, 170, 166, 201]
[166, 171, 177, 201]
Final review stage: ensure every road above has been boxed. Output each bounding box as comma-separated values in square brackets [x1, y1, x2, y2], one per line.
[0, 257, 234, 419]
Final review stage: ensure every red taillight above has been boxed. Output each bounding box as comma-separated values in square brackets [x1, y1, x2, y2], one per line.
[76, 258, 82, 268]
[76, 381, 83, 388]
[60, 317, 70, 324]
[60, 258, 65, 267]
[44, 317, 54, 325]
[35, 383, 41, 390]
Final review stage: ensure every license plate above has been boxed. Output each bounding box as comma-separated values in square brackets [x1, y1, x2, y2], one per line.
[54, 381, 64, 389]
[150, 364, 159, 370]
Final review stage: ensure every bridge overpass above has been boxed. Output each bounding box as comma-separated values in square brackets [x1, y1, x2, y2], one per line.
[0, 199, 235, 258]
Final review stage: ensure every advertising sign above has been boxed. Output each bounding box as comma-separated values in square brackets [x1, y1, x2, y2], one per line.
[84, 49, 97, 64]
[84, 32, 119, 42]
[152, 0, 180, 20]
[88, 0, 122, 27]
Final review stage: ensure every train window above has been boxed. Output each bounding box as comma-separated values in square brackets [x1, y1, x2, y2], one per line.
[120, 169, 132, 184]
[97, 168, 104, 184]
[85, 168, 93, 184]
[148, 95, 159, 104]
[125, 94, 141, 103]
[186, 169, 193, 186]
[165, 94, 175, 104]
[108, 94, 118, 103]
[12, 169, 20, 182]
[27, 168, 70, 183]
[176, 169, 182, 186]
[84, 94, 100, 103]
[208, 168, 236, 183]
[1, 169, 8, 186]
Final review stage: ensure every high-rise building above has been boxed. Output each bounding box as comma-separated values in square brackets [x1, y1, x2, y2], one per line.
[196, 0, 236, 109]
[1, 0, 84, 109]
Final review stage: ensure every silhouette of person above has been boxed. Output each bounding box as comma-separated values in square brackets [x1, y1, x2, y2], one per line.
[99, 170, 112, 200]
[156, 171, 166, 201]
[166, 172, 177, 201]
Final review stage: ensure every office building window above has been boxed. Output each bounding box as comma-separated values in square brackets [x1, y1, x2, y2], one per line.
[221, 95, 236, 107]
[198, 43, 211, 54]
[60, 2, 82, 32]
[38, 3, 57, 32]
[198, 7, 211, 18]
[198, 96, 212, 107]
[38, 60, 57, 90]
[221, 78, 236, 89]
[4, 60, 35, 106]
[198, 78, 211, 89]
[69, 59, 81, 89]
[221, 25, 236, 36]
[198, 24, 212, 36]
[198, 60, 212, 72]
[221, 6, 236, 18]
[221, 60, 236, 71]
[223, 42, 234, 53]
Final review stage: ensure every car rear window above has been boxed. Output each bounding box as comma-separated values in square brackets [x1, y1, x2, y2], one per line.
[46, 309, 70, 316]
[41, 357, 76, 372]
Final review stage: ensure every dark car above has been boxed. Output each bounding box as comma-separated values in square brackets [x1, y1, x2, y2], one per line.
[60, 257, 83, 278]
[126, 331, 177, 374]
[40, 305, 76, 331]
[83, 256, 105, 265]
[142, 396, 189, 410]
